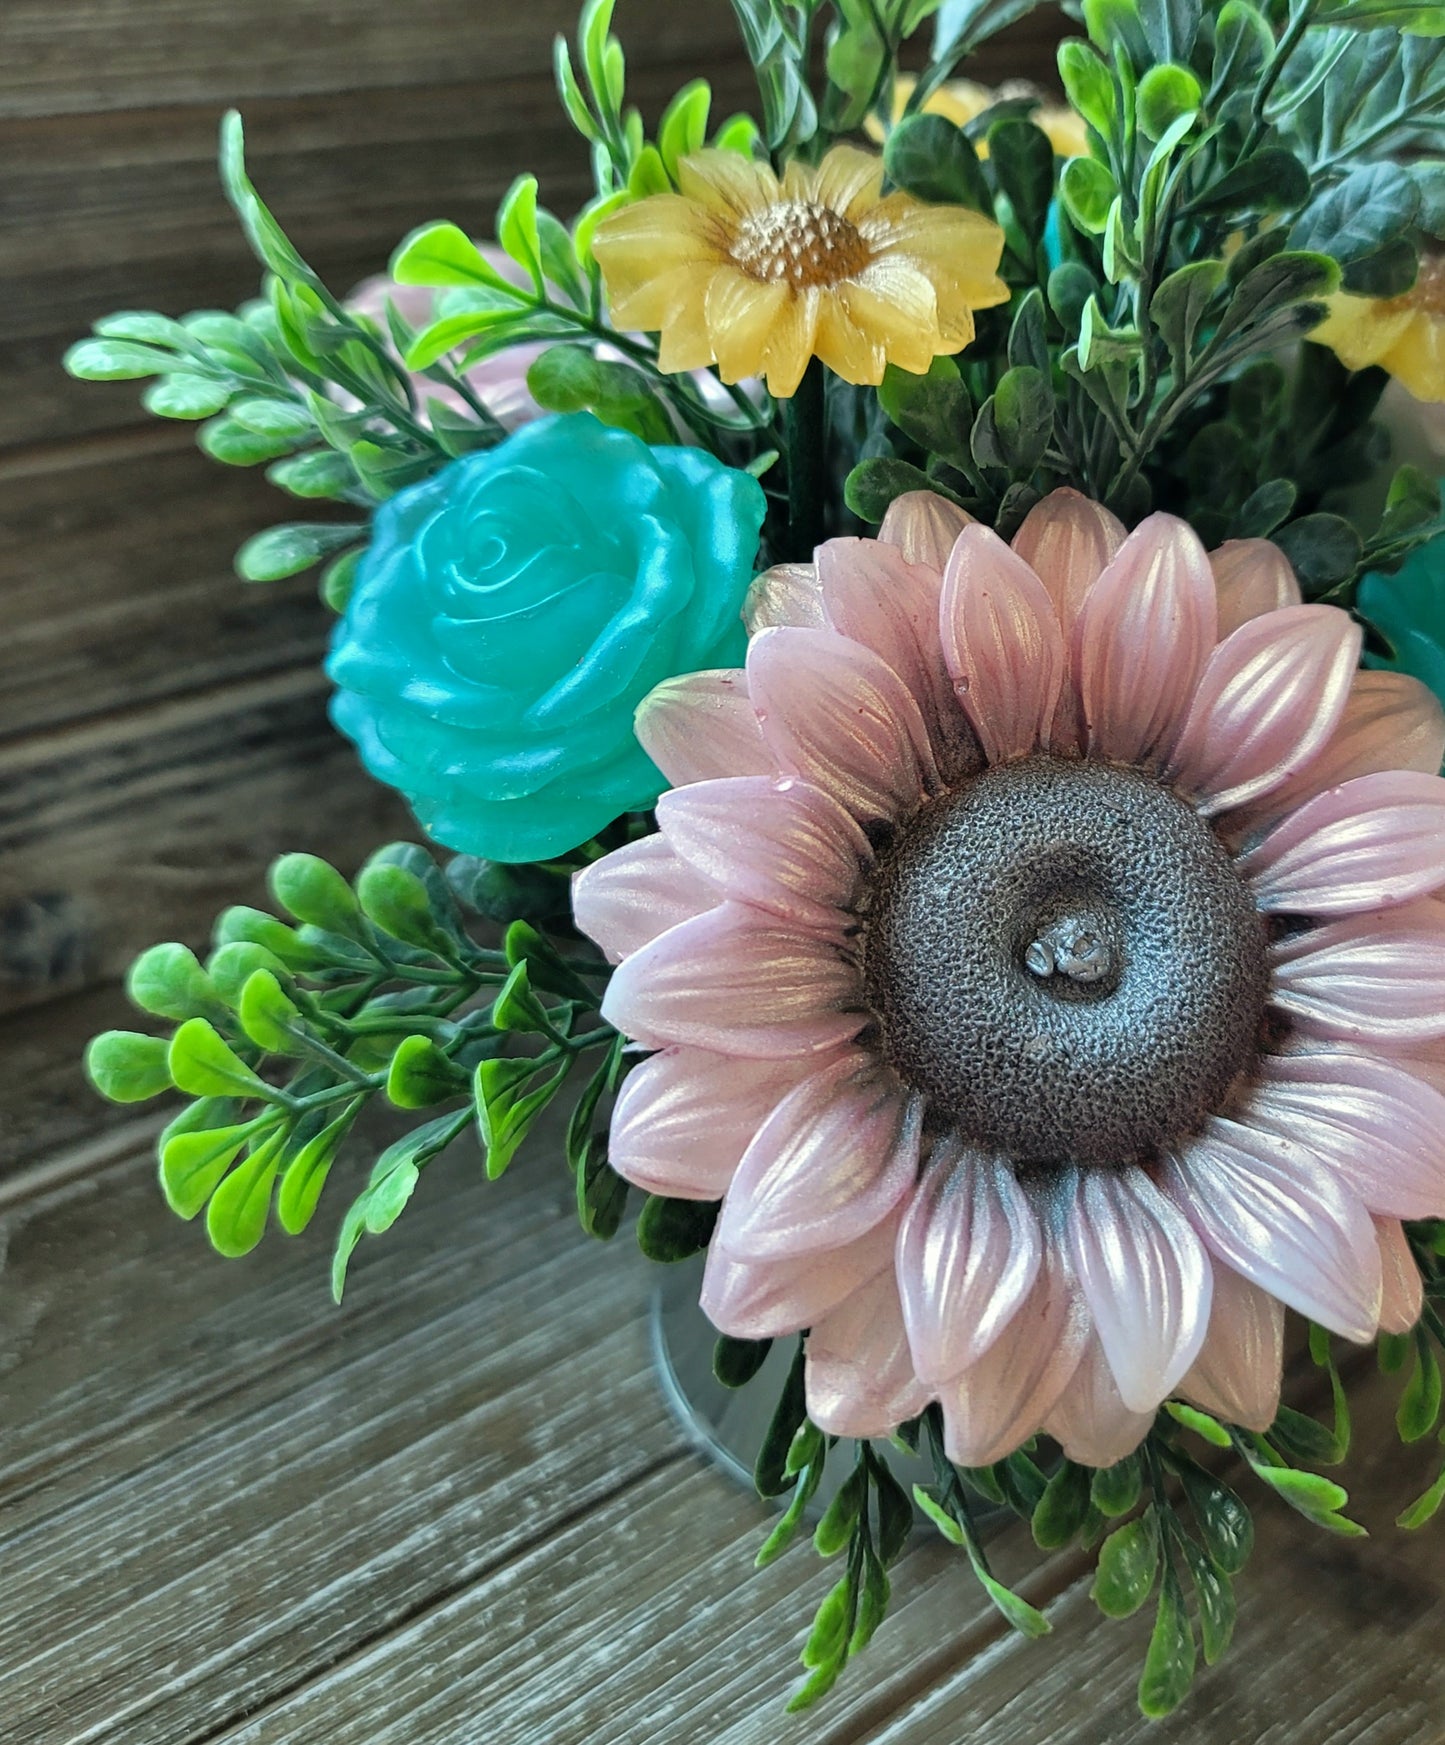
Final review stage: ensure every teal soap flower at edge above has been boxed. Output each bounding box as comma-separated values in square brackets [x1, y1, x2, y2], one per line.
[326, 412, 768, 863]
[1357, 527, 1445, 713]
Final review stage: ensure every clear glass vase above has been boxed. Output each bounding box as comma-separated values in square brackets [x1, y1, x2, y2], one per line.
[650, 1254, 939, 1516]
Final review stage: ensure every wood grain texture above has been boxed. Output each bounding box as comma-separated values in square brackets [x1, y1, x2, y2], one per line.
[0, 431, 333, 738]
[0, 668, 413, 1017]
[0, 0, 747, 118]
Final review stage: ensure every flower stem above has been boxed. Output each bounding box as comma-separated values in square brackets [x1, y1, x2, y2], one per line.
[784, 357, 828, 561]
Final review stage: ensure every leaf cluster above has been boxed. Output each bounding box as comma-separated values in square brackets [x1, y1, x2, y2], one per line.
[86, 843, 618, 1298]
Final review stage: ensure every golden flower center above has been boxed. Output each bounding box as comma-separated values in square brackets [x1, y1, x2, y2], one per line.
[729, 199, 872, 290]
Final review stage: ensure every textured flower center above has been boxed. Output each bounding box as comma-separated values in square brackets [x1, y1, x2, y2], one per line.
[862, 757, 1271, 1168]
[730, 200, 872, 289]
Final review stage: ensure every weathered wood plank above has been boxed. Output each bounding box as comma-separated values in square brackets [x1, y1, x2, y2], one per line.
[0, 0, 745, 118]
[0, 1123, 688, 1744]
[863, 1365, 1445, 1745]
[0, 432, 333, 737]
[0, 667, 412, 1017]
[206, 1459, 1075, 1745]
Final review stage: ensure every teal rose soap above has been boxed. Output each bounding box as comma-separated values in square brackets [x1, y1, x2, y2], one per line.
[327, 412, 767, 862]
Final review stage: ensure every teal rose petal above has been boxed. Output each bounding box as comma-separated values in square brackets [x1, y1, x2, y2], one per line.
[1358, 530, 1445, 713]
[326, 412, 767, 863]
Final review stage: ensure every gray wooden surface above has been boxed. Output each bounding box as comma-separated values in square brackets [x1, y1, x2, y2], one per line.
[2, 1105, 1444, 1744]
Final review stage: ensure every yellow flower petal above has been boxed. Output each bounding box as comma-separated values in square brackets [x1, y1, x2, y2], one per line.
[676, 150, 778, 222]
[759, 290, 822, 398]
[798, 144, 887, 222]
[1382, 311, 1445, 404]
[705, 269, 789, 382]
[1311, 294, 1415, 372]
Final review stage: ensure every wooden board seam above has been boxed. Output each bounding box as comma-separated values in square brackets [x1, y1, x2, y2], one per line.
[167, 1446, 695, 1745]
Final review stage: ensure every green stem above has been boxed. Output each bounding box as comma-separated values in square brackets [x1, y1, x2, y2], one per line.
[784, 357, 829, 561]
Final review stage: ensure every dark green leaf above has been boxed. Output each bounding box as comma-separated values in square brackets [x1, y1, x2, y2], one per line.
[1268, 1405, 1345, 1465]
[635, 1193, 719, 1262]
[1179, 1538, 1236, 1664]
[1032, 1460, 1093, 1548]
[844, 458, 962, 523]
[1092, 1509, 1161, 1617]
[1091, 1454, 1143, 1518]
[1174, 1464, 1254, 1574]
[1275, 512, 1364, 597]
[1342, 237, 1419, 298]
[1234, 479, 1296, 537]
[1398, 1339, 1443, 1442]
[1189, 149, 1309, 215]
[1149, 259, 1225, 367]
[1290, 162, 1422, 266]
[988, 118, 1056, 243]
[1138, 1565, 1196, 1718]
[755, 1341, 808, 1498]
[714, 1334, 772, 1389]
[878, 357, 974, 466]
[884, 113, 991, 212]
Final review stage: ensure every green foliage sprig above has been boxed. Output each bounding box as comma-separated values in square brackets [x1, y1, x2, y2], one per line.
[85, 843, 623, 1296]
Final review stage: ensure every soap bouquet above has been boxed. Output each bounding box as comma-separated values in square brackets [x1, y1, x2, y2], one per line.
[72, 0, 1445, 1718]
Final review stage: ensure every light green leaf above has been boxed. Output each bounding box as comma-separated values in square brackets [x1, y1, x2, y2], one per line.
[85, 1030, 175, 1103]
[205, 1128, 286, 1257]
[167, 1017, 271, 1100]
[391, 222, 519, 290]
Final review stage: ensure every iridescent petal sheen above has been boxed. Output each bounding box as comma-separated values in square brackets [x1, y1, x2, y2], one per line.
[940, 523, 1066, 763]
[601, 900, 864, 1057]
[1210, 538, 1301, 637]
[1162, 1119, 1382, 1341]
[635, 668, 772, 786]
[1240, 770, 1445, 915]
[571, 834, 719, 964]
[656, 774, 870, 930]
[1065, 1165, 1212, 1413]
[806, 1266, 931, 1437]
[608, 1046, 818, 1200]
[717, 1055, 922, 1259]
[1177, 1261, 1283, 1431]
[1073, 513, 1216, 765]
[1168, 605, 1361, 814]
[896, 1136, 1043, 1384]
[701, 1211, 901, 1340]
[747, 626, 939, 823]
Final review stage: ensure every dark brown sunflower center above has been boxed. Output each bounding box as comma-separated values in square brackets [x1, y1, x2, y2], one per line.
[730, 199, 871, 289]
[861, 756, 1270, 1168]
